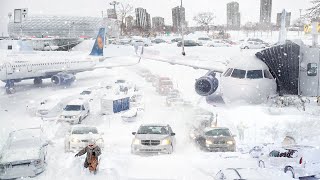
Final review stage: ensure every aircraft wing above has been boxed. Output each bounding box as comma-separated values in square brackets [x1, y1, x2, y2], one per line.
[140, 49, 227, 73]
[93, 56, 141, 69]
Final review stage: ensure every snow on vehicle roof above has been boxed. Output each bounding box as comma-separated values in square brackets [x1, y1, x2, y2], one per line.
[0, 147, 40, 164]
[140, 123, 169, 127]
[204, 127, 229, 131]
[67, 98, 88, 105]
[71, 125, 98, 130]
[9, 128, 41, 141]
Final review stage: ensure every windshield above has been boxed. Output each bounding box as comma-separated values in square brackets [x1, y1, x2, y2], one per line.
[72, 127, 98, 134]
[137, 126, 169, 134]
[64, 105, 81, 111]
[205, 129, 231, 137]
[80, 91, 91, 95]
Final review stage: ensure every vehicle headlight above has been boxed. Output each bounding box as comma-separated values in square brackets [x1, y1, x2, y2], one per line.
[161, 139, 171, 145]
[60, 115, 65, 118]
[72, 115, 77, 119]
[205, 140, 213, 145]
[71, 138, 80, 143]
[227, 141, 234, 145]
[132, 139, 140, 145]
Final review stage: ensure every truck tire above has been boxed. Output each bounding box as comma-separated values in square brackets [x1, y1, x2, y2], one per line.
[258, 160, 265, 168]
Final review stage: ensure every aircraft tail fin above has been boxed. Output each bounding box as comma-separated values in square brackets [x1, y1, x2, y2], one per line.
[90, 28, 106, 56]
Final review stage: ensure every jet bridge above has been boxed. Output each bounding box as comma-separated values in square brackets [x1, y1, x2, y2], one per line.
[256, 40, 320, 97]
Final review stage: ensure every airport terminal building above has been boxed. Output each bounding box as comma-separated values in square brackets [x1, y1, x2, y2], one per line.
[8, 15, 120, 38]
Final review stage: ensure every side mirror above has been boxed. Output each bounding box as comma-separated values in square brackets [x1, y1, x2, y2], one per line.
[171, 133, 176, 136]
[132, 132, 136, 135]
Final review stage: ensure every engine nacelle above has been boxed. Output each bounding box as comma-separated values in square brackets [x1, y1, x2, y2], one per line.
[195, 71, 219, 96]
[51, 73, 76, 86]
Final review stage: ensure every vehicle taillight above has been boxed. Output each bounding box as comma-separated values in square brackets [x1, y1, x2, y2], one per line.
[299, 157, 303, 164]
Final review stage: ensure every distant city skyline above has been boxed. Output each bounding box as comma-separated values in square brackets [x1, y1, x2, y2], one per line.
[0, 0, 312, 36]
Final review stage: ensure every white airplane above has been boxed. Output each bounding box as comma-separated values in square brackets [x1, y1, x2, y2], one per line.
[140, 50, 277, 104]
[0, 28, 140, 94]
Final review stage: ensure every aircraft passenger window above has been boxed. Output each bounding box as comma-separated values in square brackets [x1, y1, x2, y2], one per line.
[246, 70, 263, 79]
[231, 69, 246, 79]
[264, 70, 274, 79]
[224, 68, 233, 77]
[307, 63, 317, 76]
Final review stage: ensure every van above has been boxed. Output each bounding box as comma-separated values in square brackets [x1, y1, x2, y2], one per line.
[59, 99, 90, 124]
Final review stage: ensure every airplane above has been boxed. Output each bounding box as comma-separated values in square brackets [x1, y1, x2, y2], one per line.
[139, 50, 277, 104]
[0, 28, 140, 94]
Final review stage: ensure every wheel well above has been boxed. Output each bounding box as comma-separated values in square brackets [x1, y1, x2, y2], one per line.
[284, 166, 293, 172]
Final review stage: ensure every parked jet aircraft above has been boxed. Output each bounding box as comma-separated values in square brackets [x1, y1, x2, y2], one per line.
[0, 28, 140, 94]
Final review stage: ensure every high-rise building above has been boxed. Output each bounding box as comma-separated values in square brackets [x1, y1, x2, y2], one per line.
[152, 17, 165, 30]
[227, 2, 241, 30]
[260, 0, 272, 25]
[172, 6, 186, 32]
[276, 11, 291, 27]
[135, 7, 150, 30]
[125, 15, 134, 29]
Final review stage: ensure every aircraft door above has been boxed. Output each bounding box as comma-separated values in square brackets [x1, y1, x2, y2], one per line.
[5, 63, 13, 78]
[299, 47, 320, 96]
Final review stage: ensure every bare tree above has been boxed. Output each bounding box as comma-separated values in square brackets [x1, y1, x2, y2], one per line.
[306, 0, 320, 20]
[193, 12, 215, 33]
[117, 2, 134, 35]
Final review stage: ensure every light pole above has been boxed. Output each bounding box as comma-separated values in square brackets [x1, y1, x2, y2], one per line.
[109, 1, 119, 19]
[299, 9, 302, 36]
[180, 0, 185, 56]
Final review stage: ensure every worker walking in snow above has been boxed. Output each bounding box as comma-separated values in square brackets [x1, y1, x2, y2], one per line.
[75, 139, 101, 173]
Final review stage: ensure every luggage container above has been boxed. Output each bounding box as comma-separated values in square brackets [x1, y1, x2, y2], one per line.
[101, 95, 130, 115]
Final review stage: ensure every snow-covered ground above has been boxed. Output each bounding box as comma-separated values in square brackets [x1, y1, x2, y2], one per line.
[0, 40, 319, 179]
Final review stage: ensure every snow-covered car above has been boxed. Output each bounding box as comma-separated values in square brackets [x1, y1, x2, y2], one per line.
[64, 125, 104, 152]
[166, 97, 185, 107]
[191, 127, 236, 152]
[240, 41, 266, 49]
[214, 168, 293, 180]
[145, 74, 158, 82]
[138, 69, 152, 78]
[207, 40, 231, 47]
[131, 124, 176, 154]
[0, 128, 49, 179]
[80, 86, 104, 101]
[35, 96, 65, 118]
[131, 39, 152, 47]
[196, 37, 212, 46]
[258, 145, 320, 179]
[155, 77, 174, 95]
[59, 99, 90, 124]
[121, 108, 138, 122]
[171, 38, 182, 43]
[177, 40, 201, 47]
[151, 38, 166, 44]
[114, 79, 135, 94]
[118, 38, 131, 45]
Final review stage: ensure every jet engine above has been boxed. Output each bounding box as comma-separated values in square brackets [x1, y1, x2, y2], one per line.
[51, 73, 76, 86]
[195, 71, 219, 96]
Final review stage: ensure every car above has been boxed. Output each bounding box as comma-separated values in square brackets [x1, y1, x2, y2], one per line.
[35, 96, 65, 118]
[154, 77, 174, 95]
[171, 38, 182, 43]
[166, 97, 185, 107]
[131, 124, 176, 154]
[240, 41, 266, 49]
[192, 127, 236, 152]
[151, 38, 166, 44]
[207, 40, 231, 47]
[131, 39, 152, 47]
[138, 69, 152, 78]
[114, 79, 134, 94]
[80, 86, 104, 101]
[177, 40, 201, 47]
[59, 99, 90, 124]
[64, 125, 104, 152]
[0, 128, 49, 179]
[196, 37, 212, 46]
[121, 108, 138, 122]
[145, 74, 158, 82]
[118, 38, 131, 45]
[214, 168, 293, 180]
[258, 145, 320, 179]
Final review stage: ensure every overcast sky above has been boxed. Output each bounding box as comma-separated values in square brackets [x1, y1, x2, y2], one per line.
[0, 0, 312, 36]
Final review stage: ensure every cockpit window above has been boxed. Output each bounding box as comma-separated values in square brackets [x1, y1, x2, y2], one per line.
[263, 69, 274, 79]
[223, 68, 233, 77]
[231, 69, 246, 79]
[246, 70, 263, 79]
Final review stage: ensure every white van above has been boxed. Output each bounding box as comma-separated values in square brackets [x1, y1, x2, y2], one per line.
[59, 99, 90, 124]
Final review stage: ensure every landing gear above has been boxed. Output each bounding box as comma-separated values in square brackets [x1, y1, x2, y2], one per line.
[5, 80, 15, 94]
[34, 78, 43, 85]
